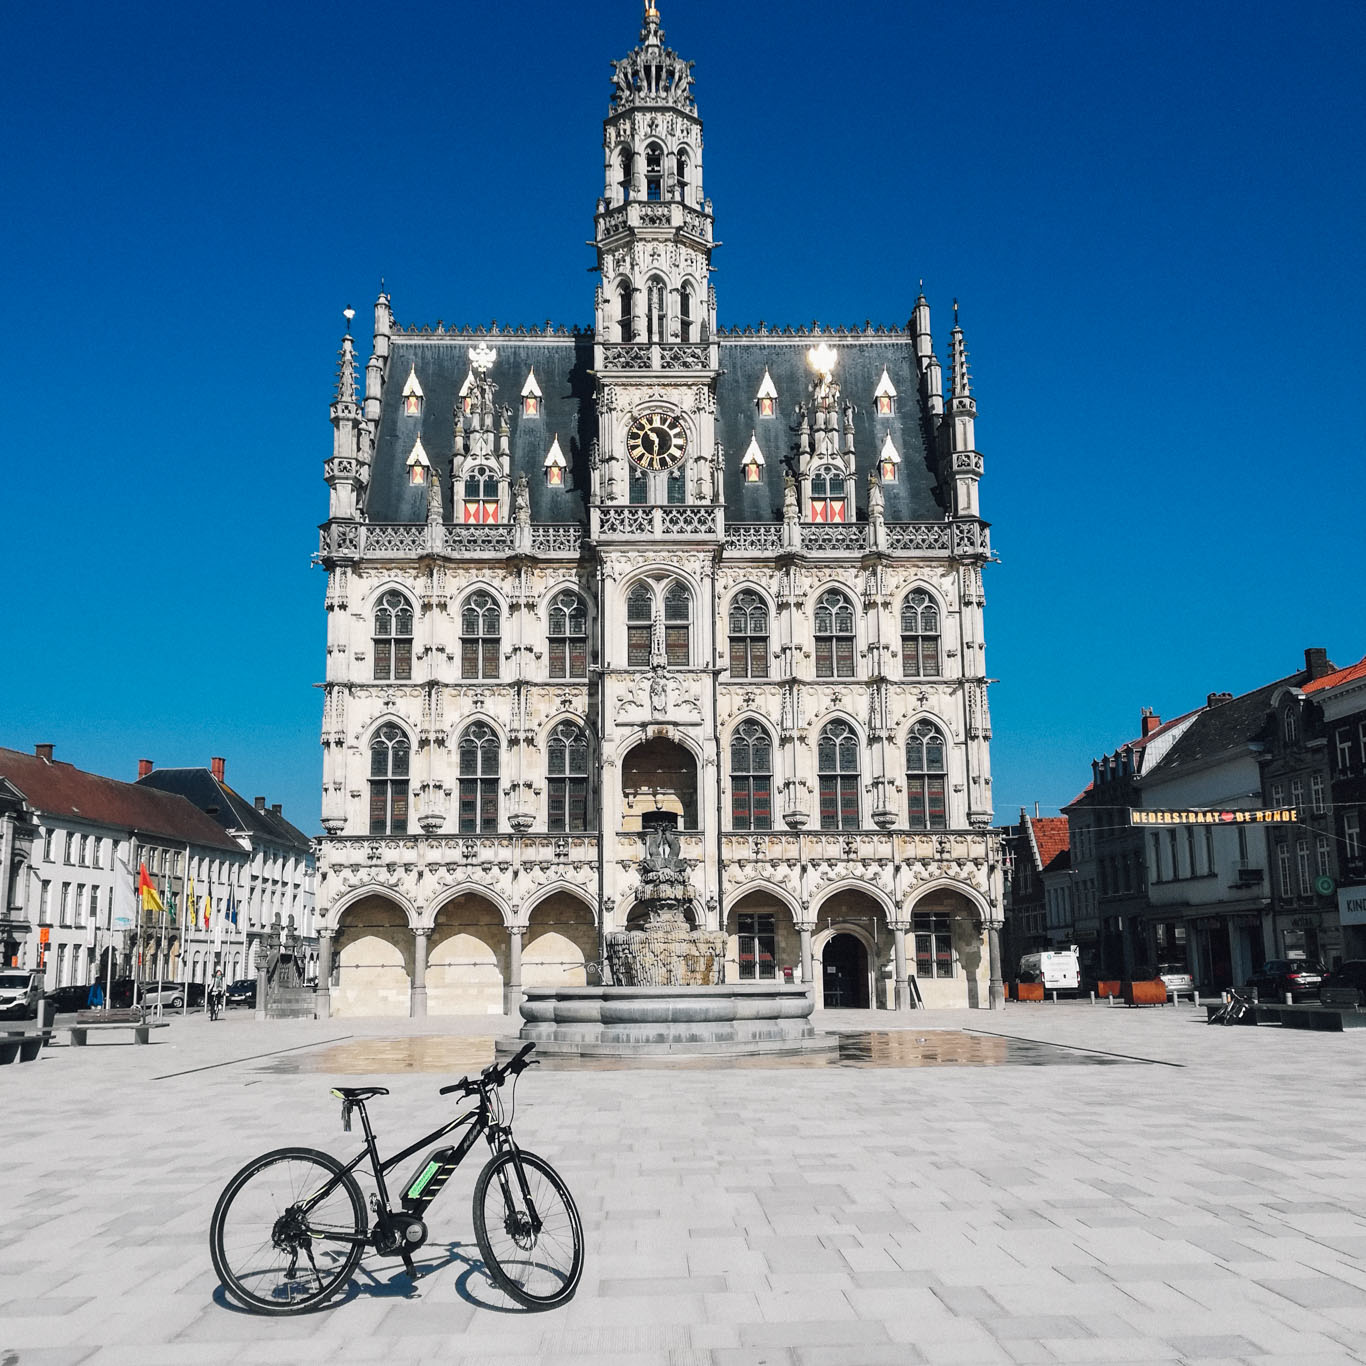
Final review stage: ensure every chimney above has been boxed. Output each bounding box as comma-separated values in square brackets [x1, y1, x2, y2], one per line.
[138, 758, 154, 779]
[1206, 691, 1234, 707]
[271, 803, 282, 816]
[211, 756, 225, 782]
[34, 743, 54, 762]
[254, 796, 266, 811]
[1140, 707, 1161, 737]
[1305, 647, 1332, 680]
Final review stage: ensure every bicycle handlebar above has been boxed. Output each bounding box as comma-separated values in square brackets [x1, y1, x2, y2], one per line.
[439, 1041, 537, 1097]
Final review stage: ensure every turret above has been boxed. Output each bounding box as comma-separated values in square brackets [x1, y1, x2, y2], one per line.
[945, 302, 983, 518]
[325, 310, 362, 520]
[364, 290, 392, 424]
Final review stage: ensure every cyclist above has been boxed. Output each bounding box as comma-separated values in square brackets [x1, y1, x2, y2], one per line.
[208, 967, 225, 1021]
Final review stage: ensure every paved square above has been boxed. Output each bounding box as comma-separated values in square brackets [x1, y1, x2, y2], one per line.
[2, 1002, 1365, 1365]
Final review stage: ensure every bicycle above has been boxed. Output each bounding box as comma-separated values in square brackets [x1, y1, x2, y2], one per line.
[207, 991, 223, 1022]
[1206, 985, 1254, 1025]
[208, 1041, 582, 1315]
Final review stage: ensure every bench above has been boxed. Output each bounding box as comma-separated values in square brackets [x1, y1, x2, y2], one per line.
[0, 1029, 53, 1063]
[68, 1008, 169, 1046]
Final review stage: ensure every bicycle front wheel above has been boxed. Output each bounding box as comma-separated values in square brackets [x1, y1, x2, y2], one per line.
[210, 1147, 367, 1314]
[473, 1149, 583, 1308]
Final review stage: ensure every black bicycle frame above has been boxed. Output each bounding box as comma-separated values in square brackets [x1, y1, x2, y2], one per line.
[299, 1096, 514, 1244]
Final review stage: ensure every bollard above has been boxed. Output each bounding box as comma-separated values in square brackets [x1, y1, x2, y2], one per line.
[1090, 990, 1096, 1005]
[1284, 992, 1292, 1006]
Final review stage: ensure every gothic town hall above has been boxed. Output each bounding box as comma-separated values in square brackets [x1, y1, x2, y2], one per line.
[314, 5, 1003, 1018]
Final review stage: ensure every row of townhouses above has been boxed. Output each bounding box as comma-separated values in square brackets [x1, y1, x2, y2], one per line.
[0, 746, 316, 991]
[1004, 647, 1366, 990]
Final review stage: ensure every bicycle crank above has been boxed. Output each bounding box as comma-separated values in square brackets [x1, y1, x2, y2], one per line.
[374, 1213, 428, 1255]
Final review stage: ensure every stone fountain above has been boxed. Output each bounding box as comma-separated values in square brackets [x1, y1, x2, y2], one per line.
[502, 827, 835, 1058]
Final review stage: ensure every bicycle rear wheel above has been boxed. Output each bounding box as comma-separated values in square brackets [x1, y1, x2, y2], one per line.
[473, 1149, 583, 1309]
[210, 1147, 366, 1314]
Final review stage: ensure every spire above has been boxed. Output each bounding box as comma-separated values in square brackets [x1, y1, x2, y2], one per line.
[643, 1, 661, 43]
[950, 305, 971, 400]
[334, 310, 357, 407]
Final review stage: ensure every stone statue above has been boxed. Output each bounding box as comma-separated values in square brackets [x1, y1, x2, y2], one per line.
[867, 470, 884, 521]
[513, 475, 530, 526]
[783, 473, 798, 518]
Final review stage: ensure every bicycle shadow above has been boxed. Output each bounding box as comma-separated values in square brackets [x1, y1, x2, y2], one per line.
[211, 1240, 535, 1315]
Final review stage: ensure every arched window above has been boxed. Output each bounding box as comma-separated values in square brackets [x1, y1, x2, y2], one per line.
[457, 723, 499, 834]
[810, 465, 847, 522]
[906, 720, 948, 830]
[666, 465, 686, 505]
[1284, 708, 1298, 744]
[900, 590, 941, 678]
[627, 584, 654, 667]
[818, 720, 861, 830]
[675, 149, 690, 203]
[629, 465, 649, 504]
[728, 590, 769, 679]
[369, 724, 410, 835]
[618, 147, 633, 204]
[462, 465, 499, 523]
[645, 142, 664, 201]
[814, 589, 856, 679]
[548, 590, 588, 680]
[460, 591, 501, 679]
[646, 278, 666, 343]
[663, 582, 691, 666]
[730, 721, 773, 830]
[617, 282, 633, 343]
[547, 721, 590, 832]
[373, 590, 414, 681]
[679, 283, 694, 343]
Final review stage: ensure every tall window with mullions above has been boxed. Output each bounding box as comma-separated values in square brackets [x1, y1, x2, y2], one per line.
[900, 589, 941, 678]
[737, 912, 776, 980]
[369, 724, 410, 834]
[626, 584, 653, 667]
[663, 583, 690, 666]
[457, 723, 499, 833]
[460, 592, 501, 679]
[373, 591, 414, 681]
[728, 590, 769, 679]
[548, 590, 588, 680]
[814, 589, 855, 678]
[730, 721, 773, 830]
[914, 912, 954, 978]
[817, 720, 860, 830]
[547, 722, 590, 832]
[905, 720, 948, 829]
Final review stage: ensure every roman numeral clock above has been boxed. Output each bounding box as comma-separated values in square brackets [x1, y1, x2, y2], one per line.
[626, 410, 688, 471]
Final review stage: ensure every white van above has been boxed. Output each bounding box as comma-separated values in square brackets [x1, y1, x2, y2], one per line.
[1018, 947, 1081, 992]
[0, 970, 43, 1020]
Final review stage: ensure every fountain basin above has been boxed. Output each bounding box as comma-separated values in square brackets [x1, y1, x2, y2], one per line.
[502, 984, 838, 1057]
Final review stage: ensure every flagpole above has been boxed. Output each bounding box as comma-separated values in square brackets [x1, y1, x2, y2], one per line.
[181, 843, 191, 1018]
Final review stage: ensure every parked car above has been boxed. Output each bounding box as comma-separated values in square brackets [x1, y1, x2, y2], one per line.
[44, 984, 93, 1013]
[225, 979, 257, 1008]
[1245, 959, 1325, 1002]
[0, 970, 42, 1020]
[1155, 964, 1195, 996]
[1320, 960, 1366, 1005]
[139, 980, 187, 1009]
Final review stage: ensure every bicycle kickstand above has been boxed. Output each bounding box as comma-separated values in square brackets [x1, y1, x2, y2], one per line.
[400, 1250, 420, 1282]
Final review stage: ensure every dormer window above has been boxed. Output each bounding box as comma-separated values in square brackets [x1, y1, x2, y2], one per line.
[402, 365, 424, 417]
[459, 368, 474, 415]
[741, 433, 765, 484]
[810, 465, 847, 522]
[645, 143, 664, 201]
[878, 433, 901, 483]
[521, 368, 542, 417]
[874, 367, 897, 416]
[756, 369, 778, 419]
[544, 435, 567, 488]
[462, 465, 500, 523]
[406, 436, 432, 487]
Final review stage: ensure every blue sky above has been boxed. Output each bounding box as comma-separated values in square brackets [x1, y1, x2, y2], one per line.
[3, 1, 1363, 830]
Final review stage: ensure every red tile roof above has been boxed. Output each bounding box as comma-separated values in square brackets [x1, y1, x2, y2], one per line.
[1028, 816, 1070, 874]
[1303, 655, 1366, 695]
[0, 748, 241, 850]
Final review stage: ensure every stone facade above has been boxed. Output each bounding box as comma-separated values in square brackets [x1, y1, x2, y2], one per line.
[314, 5, 1004, 1018]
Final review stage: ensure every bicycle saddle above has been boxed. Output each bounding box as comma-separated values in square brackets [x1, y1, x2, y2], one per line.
[330, 1086, 389, 1101]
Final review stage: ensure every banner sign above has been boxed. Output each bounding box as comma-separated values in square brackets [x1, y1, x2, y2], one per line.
[1130, 808, 1298, 827]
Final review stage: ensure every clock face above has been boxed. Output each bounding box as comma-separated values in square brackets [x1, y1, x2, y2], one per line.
[626, 411, 688, 471]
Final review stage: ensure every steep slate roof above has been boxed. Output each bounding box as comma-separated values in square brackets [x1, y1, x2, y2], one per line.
[136, 769, 313, 851]
[1303, 655, 1366, 695]
[367, 335, 594, 525]
[1149, 673, 1310, 777]
[0, 749, 240, 851]
[364, 329, 948, 527]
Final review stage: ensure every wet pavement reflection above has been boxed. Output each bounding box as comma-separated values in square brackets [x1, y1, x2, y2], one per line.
[258, 1029, 1150, 1076]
